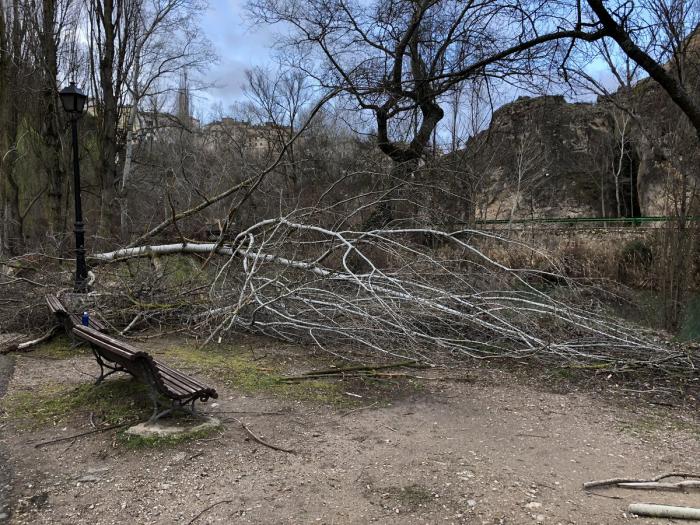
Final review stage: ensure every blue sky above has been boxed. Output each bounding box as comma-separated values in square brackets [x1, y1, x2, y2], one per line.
[197, 0, 277, 117]
[195, 1, 621, 130]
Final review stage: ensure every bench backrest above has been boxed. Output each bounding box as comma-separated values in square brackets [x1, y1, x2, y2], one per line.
[47, 294, 106, 332]
[71, 319, 218, 402]
[72, 325, 160, 385]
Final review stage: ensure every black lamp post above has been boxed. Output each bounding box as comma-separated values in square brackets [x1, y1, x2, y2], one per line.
[59, 82, 89, 293]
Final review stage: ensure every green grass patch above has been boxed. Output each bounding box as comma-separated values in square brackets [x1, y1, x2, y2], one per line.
[619, 413, 700, 440]
[1, 378, 150, 428]
[163, 344, 348, 405]
[371, 483, 435, 512]
[32, 335, 89, 359]
[394, 484, 434, 509]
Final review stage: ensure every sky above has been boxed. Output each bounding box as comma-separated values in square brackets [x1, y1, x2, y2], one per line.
[194, 0, 621, 131]
[197, 0, 278, 118]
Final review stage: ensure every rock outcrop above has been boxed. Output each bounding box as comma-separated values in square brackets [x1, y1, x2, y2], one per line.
[447, 31, 699, 221]
[454, 95, 626, 220]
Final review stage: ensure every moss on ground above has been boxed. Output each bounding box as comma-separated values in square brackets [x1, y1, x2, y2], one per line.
[117, 421, 221, 449]
[367, 483, 435, 512]
[393, 484, 435, 509]
[1, 378, 150, 428]
[32, 335, 89, 359]
[163, 344, 348, 404]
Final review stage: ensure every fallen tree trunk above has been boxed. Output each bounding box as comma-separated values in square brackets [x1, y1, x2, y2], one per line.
[0, 326, 60, 355]
[90, 216, 697, 374]
[628, 503, 700, 520]
[619, 480, 700, 491]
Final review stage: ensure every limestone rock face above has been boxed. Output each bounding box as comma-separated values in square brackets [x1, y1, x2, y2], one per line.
[450, 32, 700, 222]
[456, 95, 623, 220]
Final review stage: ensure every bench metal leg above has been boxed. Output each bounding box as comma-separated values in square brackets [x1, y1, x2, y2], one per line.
[91, 348, 125, 385]
[150, 407, 173, 422]
[148, 398, 200, 423]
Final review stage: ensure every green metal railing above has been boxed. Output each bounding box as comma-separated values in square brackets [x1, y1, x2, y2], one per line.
[474, 215, 700, 226]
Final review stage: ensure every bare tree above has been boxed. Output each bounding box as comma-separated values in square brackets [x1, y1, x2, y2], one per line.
[586, 0, 700, 139]
[89, 212, 699, 378]
[0, 0, 28, 254]
[244, 66, 313, 196]
[86, 0, 213, 241]
[248, 0, 608, 223]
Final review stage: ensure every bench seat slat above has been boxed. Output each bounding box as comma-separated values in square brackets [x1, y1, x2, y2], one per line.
[68, 313, 106, 332]
[156, 368, 199, 393]
[156, 376, 191, 397]
[156, 364, 211, 393]
[156, 362, 209, 391]
[46, 296, 66, 314]
[157, 371, 204, 397]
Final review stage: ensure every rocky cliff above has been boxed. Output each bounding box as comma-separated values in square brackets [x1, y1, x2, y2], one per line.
[449, 38, 699, 221]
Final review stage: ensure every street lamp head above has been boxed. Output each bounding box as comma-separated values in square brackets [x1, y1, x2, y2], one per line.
[59, 82, 88, 117]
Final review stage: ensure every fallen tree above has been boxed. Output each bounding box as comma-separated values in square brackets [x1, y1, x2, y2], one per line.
[90, 214, 697, 374]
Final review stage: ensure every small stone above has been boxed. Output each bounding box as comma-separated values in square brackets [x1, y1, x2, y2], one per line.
[467, 499, 477, 508]
[86, 467, 109, 475]
[77, 475, 100, 483]
[525, 502, 542, 509]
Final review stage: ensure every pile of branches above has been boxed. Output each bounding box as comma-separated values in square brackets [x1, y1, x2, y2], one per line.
[0, 254, 63, 334]
[92, 214, 698, 375]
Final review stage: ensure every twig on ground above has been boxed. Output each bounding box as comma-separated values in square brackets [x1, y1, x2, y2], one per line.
[232, 417, 296, 454]
[583, 472, 700, 490]
[187, 500, 235, 525]
[281, 371, 462, 382]
[33, 421, 135, 448]
[584, 491, 622, 500]
[203, 410, 289, 416]
[121, 313, 143, 335]
[300, 360, 423, 376]
[340, 402, 379, 417]
[618, 480, 700, 490]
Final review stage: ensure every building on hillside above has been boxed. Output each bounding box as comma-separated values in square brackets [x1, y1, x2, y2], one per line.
[202, 118, 290, 156]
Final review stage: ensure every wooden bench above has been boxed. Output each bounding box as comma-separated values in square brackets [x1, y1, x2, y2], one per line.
[47, 294, 218, 421]
[46, 294, 107, 333]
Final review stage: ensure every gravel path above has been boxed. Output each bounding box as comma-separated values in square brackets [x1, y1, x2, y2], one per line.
[3, 348, 700, 524]
[0, 352, 14, 524]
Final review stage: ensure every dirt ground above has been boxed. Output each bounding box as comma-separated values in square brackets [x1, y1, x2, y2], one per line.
[1, 335, 699, 525]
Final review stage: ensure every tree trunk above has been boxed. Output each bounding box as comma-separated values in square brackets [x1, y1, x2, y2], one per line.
[40, 0, 66, 243]
[98, 0, 119, 242]
[0, 2, 23, 254]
